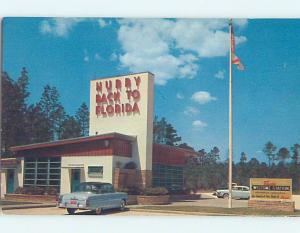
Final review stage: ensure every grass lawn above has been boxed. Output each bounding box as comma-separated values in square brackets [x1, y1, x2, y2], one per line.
[132, 205, 300, 216]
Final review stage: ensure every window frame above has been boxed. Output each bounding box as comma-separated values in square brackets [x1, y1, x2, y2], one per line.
[87, 166, 104, 178]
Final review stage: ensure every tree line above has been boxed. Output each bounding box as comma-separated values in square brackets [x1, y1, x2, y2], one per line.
[153, 116, 300, 192]
[2, 68, 300, 191]
[1, 68, 89, 157]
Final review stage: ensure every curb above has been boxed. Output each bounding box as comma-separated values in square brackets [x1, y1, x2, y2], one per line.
[2, 203, 57, 210]
[130, 208, 236, 216]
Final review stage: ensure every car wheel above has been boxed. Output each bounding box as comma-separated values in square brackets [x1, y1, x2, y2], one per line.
[67, 208, 76, 215]
[223, 193, 229, 199]
[94, 208, 102, 215]
[120, 200, 126, 211]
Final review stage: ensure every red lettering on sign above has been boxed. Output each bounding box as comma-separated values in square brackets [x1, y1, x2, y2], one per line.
[115, 104, 121, 114]
[100, 105, 107, 116]
[125, 78, 131, 89]
[96, 106, 101, 115]
[132, 90, 140, 100]
[107, 92, 114, 102]
[106, 80, 112, 92]
[114, 92, 120, 102]
[132, 102, 140, 113]
[116, 79, 122, 90]
[134, 76, 141, 88]
[96, 82, 102, 92]
[125, 103, 132, 112]
[126, 90, 132, 100]
[106, 105, 114, 114]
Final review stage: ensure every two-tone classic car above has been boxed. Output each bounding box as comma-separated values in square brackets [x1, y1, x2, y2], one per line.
[57, 182, 128, 215]
[214, 185, 250, 199]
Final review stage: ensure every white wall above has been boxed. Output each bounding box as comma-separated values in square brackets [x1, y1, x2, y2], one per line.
[1, 171, 6, 198]
[89, 72, 154, 171]
[60, 156, 114, 194]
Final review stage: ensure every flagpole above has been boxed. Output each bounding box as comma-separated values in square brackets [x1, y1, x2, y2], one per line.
[228, 19, 233, 209]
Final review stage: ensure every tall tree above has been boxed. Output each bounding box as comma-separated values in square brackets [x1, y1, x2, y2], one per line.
[24, 104, 52, 143]
[153, 116, 181, 146]
[277, 147, 290, 164]
[240, 152, 247, 163]
[263, 141, 277, 166]
[75, 102, 89, 136]
[1, 68, 30, 155]
[291, 143, 300, 164]
[38, 85, 66, 140]
[59, 116, 81, 139]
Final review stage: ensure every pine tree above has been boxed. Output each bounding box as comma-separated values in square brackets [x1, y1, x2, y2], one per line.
[75, 102, 89, 136]
[38, 85, 66, 140]
[59, 116, 81, 139]
[263, 141, 277, 166]
[1, 68, 30, 155]
[153, 116, 181, 146]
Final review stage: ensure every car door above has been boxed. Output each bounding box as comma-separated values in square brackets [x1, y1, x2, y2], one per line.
[235, 186, 245, 199]
[242, 187, 250, 199]
[231, 186, 238, 198]
[98, 184, 114, 208]
[106, 184, 121, 208]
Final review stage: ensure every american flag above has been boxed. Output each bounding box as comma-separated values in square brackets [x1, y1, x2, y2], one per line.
[231, 22, 245, 71]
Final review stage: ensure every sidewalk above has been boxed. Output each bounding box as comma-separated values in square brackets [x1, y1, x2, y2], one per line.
[1, 200, 56, 210]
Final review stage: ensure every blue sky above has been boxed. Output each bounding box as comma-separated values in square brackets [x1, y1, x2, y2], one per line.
[3, 18, 300, 162]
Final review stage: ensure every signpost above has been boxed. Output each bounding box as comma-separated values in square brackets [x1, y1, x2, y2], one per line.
[250, 178, 292, 200]
[248, 178, 294, 212]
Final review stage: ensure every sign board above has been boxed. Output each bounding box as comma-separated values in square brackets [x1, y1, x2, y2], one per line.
[250, 178, 292, 200]
[89, 72, 154, 171]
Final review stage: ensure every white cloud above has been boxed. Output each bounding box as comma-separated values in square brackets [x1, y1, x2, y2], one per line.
[98, 19, 107, 28]
[84, 50, 89, 62]
[184, 106, 200, 116]
[214, 70, 225, 79]
[110, 52, 118, 61]
[192, 120, 207, 129]
[191, 91, 217, 104]
[94, 53, 101, 60]
[117, 19, 247, 85]
[176, 93, 184, 99]
[40, 18, 85, 37]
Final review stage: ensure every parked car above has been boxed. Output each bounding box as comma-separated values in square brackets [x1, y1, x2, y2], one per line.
[57, 182, 128, 215]
[214, 185, 250, 199]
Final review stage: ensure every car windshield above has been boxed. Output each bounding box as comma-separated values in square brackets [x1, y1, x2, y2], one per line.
[74, 183, 103, 193]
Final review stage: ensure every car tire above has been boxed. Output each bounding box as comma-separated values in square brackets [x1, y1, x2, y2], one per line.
[223, 193, 229, 199]
[94, 208, 102, 215]
[120, 200, 126, 211]
[67, 208, 76, 215]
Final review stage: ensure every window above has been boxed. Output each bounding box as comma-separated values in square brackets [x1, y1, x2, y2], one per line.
[100, 184, 115, 193]
[152, 164, 183, 189]
[88, 166, 103, 178]
[24, 157, 61, 190]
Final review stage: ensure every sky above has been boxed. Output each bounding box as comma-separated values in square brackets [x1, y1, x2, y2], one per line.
[2, 18, 300, 162]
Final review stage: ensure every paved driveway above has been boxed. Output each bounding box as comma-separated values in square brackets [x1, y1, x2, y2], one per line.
[2, 207, 181, 216]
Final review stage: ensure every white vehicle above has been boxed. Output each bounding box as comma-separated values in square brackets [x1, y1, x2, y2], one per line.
[215, 185, 250, 199]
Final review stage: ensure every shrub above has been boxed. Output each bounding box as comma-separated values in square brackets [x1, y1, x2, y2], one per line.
[124, 161, 137, 169]
[143, 187, 169, 196]
[13, 186, 58, 195]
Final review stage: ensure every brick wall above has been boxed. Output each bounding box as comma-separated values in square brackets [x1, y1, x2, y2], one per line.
[248, 199, 295, 212]
[113, 168, 152, 189]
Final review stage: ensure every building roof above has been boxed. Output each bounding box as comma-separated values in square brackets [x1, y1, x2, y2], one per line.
[153, 143, 199, 166]
[91, 71, 154, 81]
[10, 133, 136, 152]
